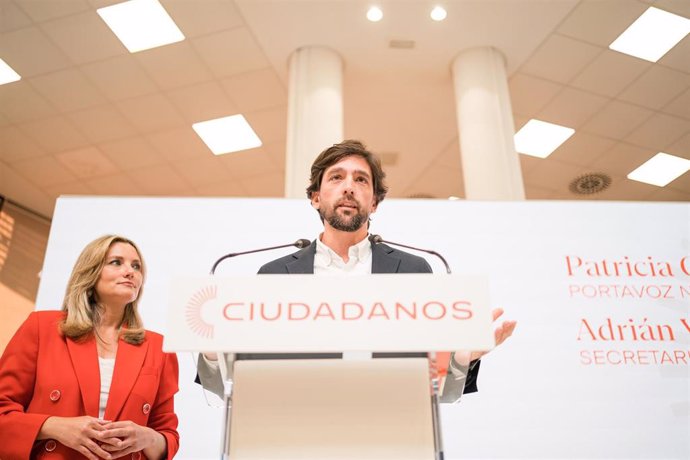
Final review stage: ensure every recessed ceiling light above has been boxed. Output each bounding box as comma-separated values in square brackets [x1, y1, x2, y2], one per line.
[0, 58, 21, 85]
[514, 119, 575, 158]
[430, 6, 447, 21]
[97, 0, 185, 53]
[609, 7, 690, 62]
[193, 115, 262, 156]
[448, 196, 461, 200]
[627, 152, 690, 187]
[367, 6, 383, 22]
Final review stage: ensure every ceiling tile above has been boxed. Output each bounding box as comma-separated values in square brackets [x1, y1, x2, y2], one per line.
[0, 2, 33, 33]
[195, 179, 247, 197]
[518, 154, 543, 177]
[221, 68, 287, 113]
[11, 154, 78, 187]
[44, 180, 94, 198]
[524, 185, 557, 200]
[662, 87, 690, 120]
[0, 81, 57, 123]
[538, 87, 609, 128]
[191, 27, 270, 78]
[30, 68, 107, 112]
[135, 41, 213, 91]
[557, 0, 649, 47]
[99, 136, 165, 170]
[39, 10, 125, 65]
[594, 175, 657, 201]
[519, 34, 601, 84]
[624, 113, 690, 151]
[244, 106, 287, 144]
[17, 116, 89, 153]
[170, 156, 234, 188]
[548, 131, 617, 167]
[403, 166, 464, 199]
[0, 162, 54, 216]
[665, 166, 690, 190]
[261, 140, 287, 171]
[67, 105, 137, 143]
[162, 0, 245, 38]
[522, 158, 586, 194]
[55, 146, 119, 178]
[85, 172, 145, 196]
[0, 26, 71, 77]
[618, 65, 690, 110]
[16, 0, 91, 22]
[648, 187, 690, 202]
[507, 73, 563, 116]
[147, 126, 210, 162]
[664, 131, 690, 160]
[166, 81, 237, 123]
[115, 93, 185, 133]
[218, 146, 278, 178]
[587, 142, 655, 177]
[653, 0, 690, 18]
[571, 50, 651, 97]
[81, 55, 158, 101]
[127, 164, 193, 195]
[240, 171, 284, 197]
[581, 100, 652, 139]
[658, 32, 690, 74]
[0, 125, 46, 163]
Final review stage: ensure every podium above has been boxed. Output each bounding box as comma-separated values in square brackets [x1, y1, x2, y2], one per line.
[167, 274, 494, 459]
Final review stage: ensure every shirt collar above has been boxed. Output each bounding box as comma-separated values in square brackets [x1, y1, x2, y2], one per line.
[315, 233, 372, 266]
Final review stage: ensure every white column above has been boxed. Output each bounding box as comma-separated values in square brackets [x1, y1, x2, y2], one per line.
[451, 47, 525, 200]
[285, 46, 344, 198]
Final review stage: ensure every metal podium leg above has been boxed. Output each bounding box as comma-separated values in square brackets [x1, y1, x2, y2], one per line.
[428, 352, 444, 460]
[431, 378, 444, 460]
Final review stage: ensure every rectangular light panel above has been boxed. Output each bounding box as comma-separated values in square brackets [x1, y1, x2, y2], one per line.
[97, 0, 185, 53]
[193, 115, 262, 155]
[514, 119, 575, 159]
[627, 152, 690, 187]
[0, 58, 21, 85]
[609, 7, 690, 62]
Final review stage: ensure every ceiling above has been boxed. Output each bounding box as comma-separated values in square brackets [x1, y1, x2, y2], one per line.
[1, 0, 689, 219]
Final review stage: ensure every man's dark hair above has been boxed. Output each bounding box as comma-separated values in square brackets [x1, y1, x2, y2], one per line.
[306, 139, 388, 204]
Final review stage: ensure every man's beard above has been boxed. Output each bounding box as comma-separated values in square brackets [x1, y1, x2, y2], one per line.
[320, 203, 368, 232]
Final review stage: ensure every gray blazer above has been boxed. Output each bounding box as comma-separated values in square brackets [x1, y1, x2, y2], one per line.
[197, 240, 480, 403]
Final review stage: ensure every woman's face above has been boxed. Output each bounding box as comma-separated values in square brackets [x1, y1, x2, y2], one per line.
[94, 242, 143, 307]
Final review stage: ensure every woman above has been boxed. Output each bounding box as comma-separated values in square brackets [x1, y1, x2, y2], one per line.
[0, 235, 179, 460]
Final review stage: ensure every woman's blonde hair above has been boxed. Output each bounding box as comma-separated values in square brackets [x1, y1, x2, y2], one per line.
[60, 235, 146, 345]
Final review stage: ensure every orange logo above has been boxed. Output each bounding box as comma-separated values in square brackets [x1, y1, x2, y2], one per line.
[185, 285, 217, 339]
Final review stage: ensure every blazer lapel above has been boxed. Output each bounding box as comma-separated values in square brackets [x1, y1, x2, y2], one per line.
[372, 243, 401, 273]
[104, 337, 149, 420]
[66, 336, 100, 418]
[286, 241, 316, 274]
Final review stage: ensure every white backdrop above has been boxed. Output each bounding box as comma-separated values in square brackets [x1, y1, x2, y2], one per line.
[36, 197, 690, 459]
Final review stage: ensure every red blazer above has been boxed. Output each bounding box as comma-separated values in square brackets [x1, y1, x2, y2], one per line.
[0, 311, 179, 459]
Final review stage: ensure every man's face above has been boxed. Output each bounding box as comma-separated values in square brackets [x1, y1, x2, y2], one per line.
[311, 155, 378, 232]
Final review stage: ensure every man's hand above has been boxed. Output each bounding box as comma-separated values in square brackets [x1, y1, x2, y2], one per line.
[469, 308, 517, 362]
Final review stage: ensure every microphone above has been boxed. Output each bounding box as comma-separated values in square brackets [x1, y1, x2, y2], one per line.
[368, 234, 452, 274]
[210, 239, 311, 274]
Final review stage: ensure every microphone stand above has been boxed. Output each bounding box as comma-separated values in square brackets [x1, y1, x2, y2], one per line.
[368, 234, 452, 274]
[207, 238, 311, 459]
[369, 233, 454, 460]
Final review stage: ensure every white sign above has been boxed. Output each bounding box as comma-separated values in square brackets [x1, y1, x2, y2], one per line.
[166, 274, 494, 352]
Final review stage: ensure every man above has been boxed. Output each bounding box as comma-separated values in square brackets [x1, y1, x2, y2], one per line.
[198, 139, 516, 402]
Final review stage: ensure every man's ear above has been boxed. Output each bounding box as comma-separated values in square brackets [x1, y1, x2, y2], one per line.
[311, 192, 320, 209]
